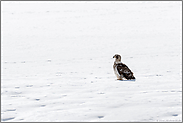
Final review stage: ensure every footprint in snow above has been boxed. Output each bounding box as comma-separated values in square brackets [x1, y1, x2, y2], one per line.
[97, 92, 105, 94]
[35, 99, 40, 101]
[40, 105, 46, 107]
[47, 59, 51, 62]
[172, 114, 178, 116]
[171, 90, 176, 92]
[5, 109, 16, 112]
[26, 85, 33, 87]
[98, 116, 104, 119]
[2, 117, 15, 121]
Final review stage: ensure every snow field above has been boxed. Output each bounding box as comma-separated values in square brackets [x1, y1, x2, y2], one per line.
[1, 1, 182, 122]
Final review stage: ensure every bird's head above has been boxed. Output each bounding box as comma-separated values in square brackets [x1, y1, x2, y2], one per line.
[113, 54, 121, 63]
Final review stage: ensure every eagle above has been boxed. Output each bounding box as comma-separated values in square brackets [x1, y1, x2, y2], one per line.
[113, 54, 135, 80]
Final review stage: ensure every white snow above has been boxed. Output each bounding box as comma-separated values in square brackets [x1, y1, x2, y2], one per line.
[1, 1, 182, 122]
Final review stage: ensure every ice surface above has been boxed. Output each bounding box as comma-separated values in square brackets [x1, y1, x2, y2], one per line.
[1, 1, 182, 122]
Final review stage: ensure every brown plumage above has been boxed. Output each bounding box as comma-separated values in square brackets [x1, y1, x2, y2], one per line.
[113, 54, 135, 80]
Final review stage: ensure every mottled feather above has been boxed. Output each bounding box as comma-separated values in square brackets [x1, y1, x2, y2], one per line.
[116, 63, 135, 80]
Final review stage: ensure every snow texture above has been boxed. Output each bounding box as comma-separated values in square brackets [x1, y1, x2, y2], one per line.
[1, 1, 182, 122]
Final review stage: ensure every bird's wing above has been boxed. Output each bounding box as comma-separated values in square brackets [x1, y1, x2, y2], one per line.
[117, 63, 135, 79]
[116, 63, 124, 75]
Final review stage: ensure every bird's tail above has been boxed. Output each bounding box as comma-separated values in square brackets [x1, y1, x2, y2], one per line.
[131, 76, 135, 79]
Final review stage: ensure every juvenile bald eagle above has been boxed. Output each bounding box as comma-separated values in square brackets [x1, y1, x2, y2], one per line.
[113, 54, 135, 80]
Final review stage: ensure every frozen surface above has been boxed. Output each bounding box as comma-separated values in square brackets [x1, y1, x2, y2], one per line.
[1, 1, 182, 122]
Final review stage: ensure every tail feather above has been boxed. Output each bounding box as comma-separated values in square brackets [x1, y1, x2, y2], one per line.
[125, 74, 135, 80]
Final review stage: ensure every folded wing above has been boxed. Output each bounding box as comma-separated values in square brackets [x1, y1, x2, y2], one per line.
[116, 63, 135, 80]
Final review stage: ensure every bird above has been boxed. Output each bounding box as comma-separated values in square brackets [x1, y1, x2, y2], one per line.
[113, 54, 135, 80]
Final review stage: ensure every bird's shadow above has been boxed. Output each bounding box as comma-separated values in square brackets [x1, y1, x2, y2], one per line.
[116, 79, 136, 82]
